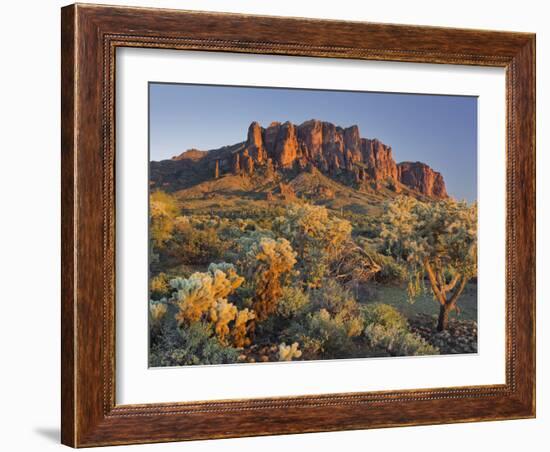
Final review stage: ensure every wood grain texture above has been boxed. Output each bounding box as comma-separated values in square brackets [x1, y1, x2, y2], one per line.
[60, 5, 76, 447]
[61, 3, 536, 447]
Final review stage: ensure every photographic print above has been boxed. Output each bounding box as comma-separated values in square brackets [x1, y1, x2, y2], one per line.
[148, 83, 478, 367]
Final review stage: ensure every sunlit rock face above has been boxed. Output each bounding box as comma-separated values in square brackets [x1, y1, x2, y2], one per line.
[397, 161, 448, 199]
[157, 119, 448, 199]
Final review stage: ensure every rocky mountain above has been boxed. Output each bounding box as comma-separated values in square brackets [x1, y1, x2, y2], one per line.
[397, 161, 448, 199]
[151, 120, 448, 200]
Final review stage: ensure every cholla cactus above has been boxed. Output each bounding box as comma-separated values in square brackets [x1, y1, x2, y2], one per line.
[208, 262, 243, 282]
[278, 342, 302, 361]
[232, 308, 256, 347]
[275, 204, 352, 287]
[379, 196, 477, 331]
[246, 237, 297, 275]
[170, 264, 255, 346]
[150, 272, 169, 299]
[240, 236, 297, 321]
[171, 263, 244, 324]
[277, 204, 352, 250]
[149, 301, 167, 325]
[209, 299, 238, 344]
[173, 215, 191, 232]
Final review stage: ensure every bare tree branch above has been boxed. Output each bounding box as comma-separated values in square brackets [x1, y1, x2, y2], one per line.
[424, 258, 446, 305]
[442, 273, 460, 293]
[447, 275, 468, 308]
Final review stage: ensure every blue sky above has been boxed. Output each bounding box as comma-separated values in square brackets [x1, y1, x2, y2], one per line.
[149, 83, 477, 202]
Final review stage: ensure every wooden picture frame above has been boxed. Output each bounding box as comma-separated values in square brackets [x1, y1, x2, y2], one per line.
[61, 3, 535, 447]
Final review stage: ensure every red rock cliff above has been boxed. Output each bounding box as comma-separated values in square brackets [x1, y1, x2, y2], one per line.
[397, 161, 448, 199]
[222, 119, 447, 199]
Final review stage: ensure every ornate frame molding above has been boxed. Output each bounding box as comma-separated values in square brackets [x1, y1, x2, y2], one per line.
[62, 4, 535, 447]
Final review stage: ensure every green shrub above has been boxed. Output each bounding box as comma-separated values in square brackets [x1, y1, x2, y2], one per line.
[363, 324, 438, 356]
[274, 204, 352, 288]
[355, 239, 406, 284]
[148, 302, 181, 350]
[362, 304, 438, 356]
[175, 225, 227, 265]
[373, 253, 407, 284]
[149, 322, 240, 367]
[361, 303, 409, 331]
[286, 309, 357, 360]
[310, 279, 355, 315]
[277, 286, 310, 318]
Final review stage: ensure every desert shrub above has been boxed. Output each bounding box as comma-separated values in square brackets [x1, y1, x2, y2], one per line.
[275, 204, 352, 287]
[148, 300, 169, 346]
[148, 301, 182, 351]
[286, 309, 357, 359]
[302, 247, 328, 288]
[309, 280, 364, 337]
[296, 335, 324, 359]
[150, 272, 170, 300]
[171, 263, 243, 323]
[310, 279, 354, 315]
[328, 244, 383, 285]
[166, 216, 229, 265]
[277, 286, 310, 318]
[209, 298, 238, 344]
[352, 214, 383, 239]
[150, 190, 179, 249]
[373, 253, 406, 284]
[353, 238, 405, 284]
[362, 304, 438, 356]
[364, 324, 438, 356]
[362, 303, 408, 330]
[149, 322, 240, 367]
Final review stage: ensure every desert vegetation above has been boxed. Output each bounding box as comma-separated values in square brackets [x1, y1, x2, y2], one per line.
[148, 118, 477, 366]
[149, 188, 477, 366]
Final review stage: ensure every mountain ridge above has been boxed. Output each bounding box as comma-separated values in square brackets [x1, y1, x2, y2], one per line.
[151, 119, 448, 200]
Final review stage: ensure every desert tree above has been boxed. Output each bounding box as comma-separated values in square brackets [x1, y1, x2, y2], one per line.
[380, 196, 477, 331]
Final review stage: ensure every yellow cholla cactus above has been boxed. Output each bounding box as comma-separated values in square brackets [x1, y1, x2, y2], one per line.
[278, 342, 302, 361]
[149, 302, 167, 324]
[172, 263, 244, 324]
[232, 308, 256, 348]
[242, 236, 297, 321]
[171, 263, 255, 347]
[209, 298, 238, 344]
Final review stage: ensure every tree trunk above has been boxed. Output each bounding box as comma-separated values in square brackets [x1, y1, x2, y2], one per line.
[437, 303, 451, 331]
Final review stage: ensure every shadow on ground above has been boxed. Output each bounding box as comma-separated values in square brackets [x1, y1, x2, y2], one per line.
[34, 427, 59, 443]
